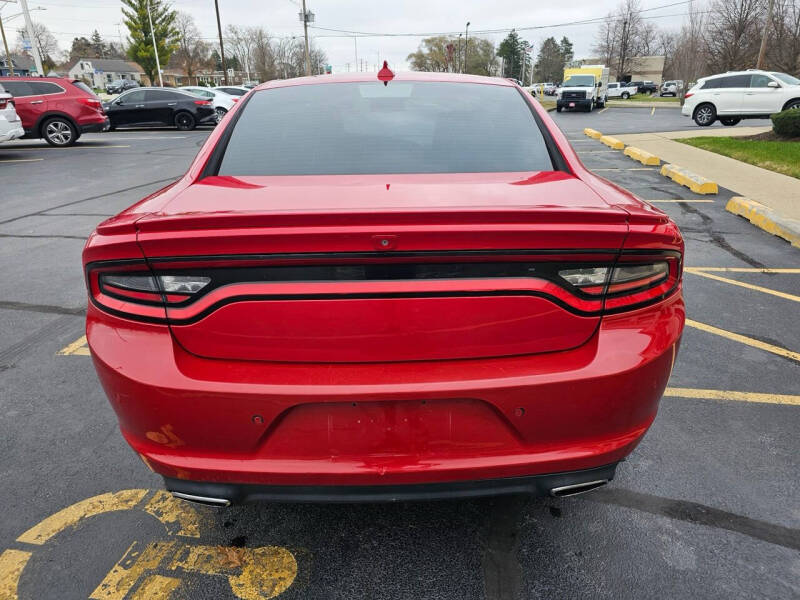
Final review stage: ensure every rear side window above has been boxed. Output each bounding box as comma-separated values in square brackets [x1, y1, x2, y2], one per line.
[71, 81, 98, 96]
[146, 90, 182, 101]
[121, 90, 146, 103]
[29, 82, 64, 95]
[712, 75, 750, 88]
[1, 81, 35, 96]
[217, 82, 556, 176]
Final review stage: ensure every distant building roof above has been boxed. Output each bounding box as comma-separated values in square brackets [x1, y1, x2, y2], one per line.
[69, 58, 144, 73]
[0, 53, 35, 70]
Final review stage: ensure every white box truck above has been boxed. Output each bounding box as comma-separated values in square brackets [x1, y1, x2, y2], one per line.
[556, 65, 610, 112]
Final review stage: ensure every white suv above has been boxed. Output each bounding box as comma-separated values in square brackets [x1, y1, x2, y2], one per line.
[682, 70, 800, 126]
[0, 83, 24, 144]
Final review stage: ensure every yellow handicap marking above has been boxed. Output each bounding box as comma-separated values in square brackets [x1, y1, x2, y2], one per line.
[685, 267, 800, 303]
[57, 335, 90, 356]
[665, 387, 800, 406]
[1, 489, 298, 600]
[646, 199, 715, 203]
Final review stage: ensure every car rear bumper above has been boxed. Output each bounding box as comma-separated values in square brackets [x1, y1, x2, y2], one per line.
[164, 463, 619, 504]
[80, 118, 110, 133]
[0, 124, 24, 142]
[88, 292, 684, 490]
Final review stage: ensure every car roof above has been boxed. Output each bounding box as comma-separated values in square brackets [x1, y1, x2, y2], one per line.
[253, 71, 515, 92]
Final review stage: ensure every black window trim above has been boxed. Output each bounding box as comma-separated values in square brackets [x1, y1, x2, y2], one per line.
[0, 79, 65, 98]
[200, 81, 569, 180]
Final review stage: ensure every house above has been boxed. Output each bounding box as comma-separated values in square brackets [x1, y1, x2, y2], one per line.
[0, 54, 34, 76]
[67, 58, 145, 89]
[578, 56, 666, 85]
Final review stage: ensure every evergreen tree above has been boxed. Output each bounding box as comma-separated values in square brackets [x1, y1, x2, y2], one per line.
[534, 37, 564, 83]
[90, 30, 105, 58]
[559, 36, 574, 65]
[121, 0, 179, 84]
[497, 30, 523, 79]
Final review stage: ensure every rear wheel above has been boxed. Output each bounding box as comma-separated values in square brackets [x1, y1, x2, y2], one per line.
[784, 99, 800, 111]
[42, 117, 77, 146]
[720, 117, 741, 126]
[556, 106, 562, 112]
[693, 104, 716, 126]
[175, 111, 196, 131]
[621, 92, 630, 99]
[215, 107, 227, 121]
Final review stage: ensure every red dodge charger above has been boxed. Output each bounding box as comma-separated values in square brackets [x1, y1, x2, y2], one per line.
[84, 70, 684, 505]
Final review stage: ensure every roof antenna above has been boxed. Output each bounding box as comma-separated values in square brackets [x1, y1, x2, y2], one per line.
[377, 61, 394, 86]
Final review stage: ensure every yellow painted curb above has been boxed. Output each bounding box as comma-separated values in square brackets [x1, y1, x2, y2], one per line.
[583, 128, 602, 139]
[659, 164, 718, 195]
[726, 196, 800, 248]
[623, 146, 660, 166]
[600, 135, 625, 150]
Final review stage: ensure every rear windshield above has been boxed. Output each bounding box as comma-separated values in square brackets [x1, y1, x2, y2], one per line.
[216, 81, 555, 176]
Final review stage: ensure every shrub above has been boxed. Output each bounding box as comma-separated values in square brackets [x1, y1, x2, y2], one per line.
[771, 108, 800, 137]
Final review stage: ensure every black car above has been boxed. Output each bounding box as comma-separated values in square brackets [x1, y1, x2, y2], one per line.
[106, 79, 140, 95]
[628, 80, 658, 95]
[103, 88, 217, 130]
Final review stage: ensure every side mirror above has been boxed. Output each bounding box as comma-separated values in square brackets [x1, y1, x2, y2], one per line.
[114, 99, 123, 105]
[767, 80, 779, 88]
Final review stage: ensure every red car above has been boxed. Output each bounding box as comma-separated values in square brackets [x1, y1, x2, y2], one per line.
[84, 71, 684, 505]
[0, 76, 109, 146]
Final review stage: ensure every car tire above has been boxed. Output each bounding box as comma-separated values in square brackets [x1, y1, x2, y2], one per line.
[783, 99, 800, 111]
[621, 92, 629, 100]
[556, 106, 562, 112]
[215, 107, 227, 121]
[720, 117, 741, 126]
[42, 117, 78, 146]
[693, 104, 716, 126]
[175, 112, 196, 131]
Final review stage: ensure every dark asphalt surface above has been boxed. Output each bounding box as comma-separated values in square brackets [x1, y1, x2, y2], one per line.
[0, 111, 798, 600]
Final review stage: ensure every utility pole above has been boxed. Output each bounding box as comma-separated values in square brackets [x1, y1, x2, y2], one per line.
[300, 0, 311, 76]
[18, 0, 43, 75]
[0, 12, 13, 77]
[756, 0, 775, 69]
[353, 36, 358, 71]
[146, 0, 162, 86]
[463, 21, 470, 74]
[214, 0, 228, 84]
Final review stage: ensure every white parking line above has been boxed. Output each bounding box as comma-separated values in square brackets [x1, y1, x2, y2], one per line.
[0, 158, 44, 164]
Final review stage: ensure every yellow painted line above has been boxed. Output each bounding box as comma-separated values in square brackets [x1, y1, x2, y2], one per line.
[726, 196, 800, 248]
[583, 127, 602, 139]
[600, 135, 625, 150]
[142, 491, 202, 538]
[651, 107, 656, 116]
[684, 267, 800, 302]
[129, 574, 182, 600]
[623, 145, 661, 166]
[646, 199, 714, 203]
[0, 549, 32, 600]
[685, 318, 800, 362]
[688, 267, 800, 273]
[0, 158, 44, 164]
[16, 489, 148, 545]
[57, 335, 90, 356]
[665, 387, 800, 406]
[660, 163, 718, 194]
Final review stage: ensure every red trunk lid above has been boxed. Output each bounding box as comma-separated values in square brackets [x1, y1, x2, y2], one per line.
[136, 173, 629, 363]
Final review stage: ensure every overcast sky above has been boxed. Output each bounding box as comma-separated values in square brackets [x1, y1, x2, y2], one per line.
[1, 0, 693, 72]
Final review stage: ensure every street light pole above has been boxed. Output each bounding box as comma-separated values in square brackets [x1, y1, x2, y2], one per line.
[301, 0, 311, 76]
[18, 0, 43, 75]
[0, 13, 13, 77]
[463, 21, 470, 74]
[214, 0, 228, 85]
[146, 0, 162, 86]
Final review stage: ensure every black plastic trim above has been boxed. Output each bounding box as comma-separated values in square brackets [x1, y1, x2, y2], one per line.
[164, 463, 618, 504]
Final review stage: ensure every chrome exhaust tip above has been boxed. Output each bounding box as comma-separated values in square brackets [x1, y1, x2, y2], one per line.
[549, 479, 608, 498]
[171, 492, 232, 507]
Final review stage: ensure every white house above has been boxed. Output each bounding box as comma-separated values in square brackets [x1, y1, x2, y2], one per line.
[68, 58, 145, 88]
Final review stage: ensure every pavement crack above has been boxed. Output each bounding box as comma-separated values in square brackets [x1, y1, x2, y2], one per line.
[480, 495, 527, 600]
[679, 203, 766, 268]
[0, 314, 82, 371]
[0, 300, 86, 316]
[0, 233, 87, 240]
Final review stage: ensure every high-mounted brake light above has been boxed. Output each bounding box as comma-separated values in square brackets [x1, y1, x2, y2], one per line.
[377, 61, 394, 86]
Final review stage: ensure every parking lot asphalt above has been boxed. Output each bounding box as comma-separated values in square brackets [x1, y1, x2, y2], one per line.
[0, 110, 798, 600]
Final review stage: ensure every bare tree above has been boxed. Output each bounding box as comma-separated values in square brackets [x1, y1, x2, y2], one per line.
[16, 22, 59, 71]
[172, 12, 208, 84]
[592, 0, 644, 78]
[705, 0, 763, 71]
[768, 0, 800, 73]
[225, 25, 257, 81]
[670, 2, 708, 97]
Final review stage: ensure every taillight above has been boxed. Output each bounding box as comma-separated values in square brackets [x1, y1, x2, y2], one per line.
[194, 100, 212, 105]
[231, 97, 239, 102]
[0, 98, 6, 110]
[684, 92, 693, 99]
[87, 262, 211, 322]
[559, 255, 680, 313]
[78, 97, 103, 110]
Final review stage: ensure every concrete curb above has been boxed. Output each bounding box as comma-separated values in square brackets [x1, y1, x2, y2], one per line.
[584, 128, 602, 139]
[726, 197, 800, 248]
[659, 164, 718, 195]
[623, 146, 660, 166]
[600, 135, 625, 150]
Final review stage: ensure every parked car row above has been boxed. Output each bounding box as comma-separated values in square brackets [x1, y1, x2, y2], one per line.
[0, 76, 252, 146]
